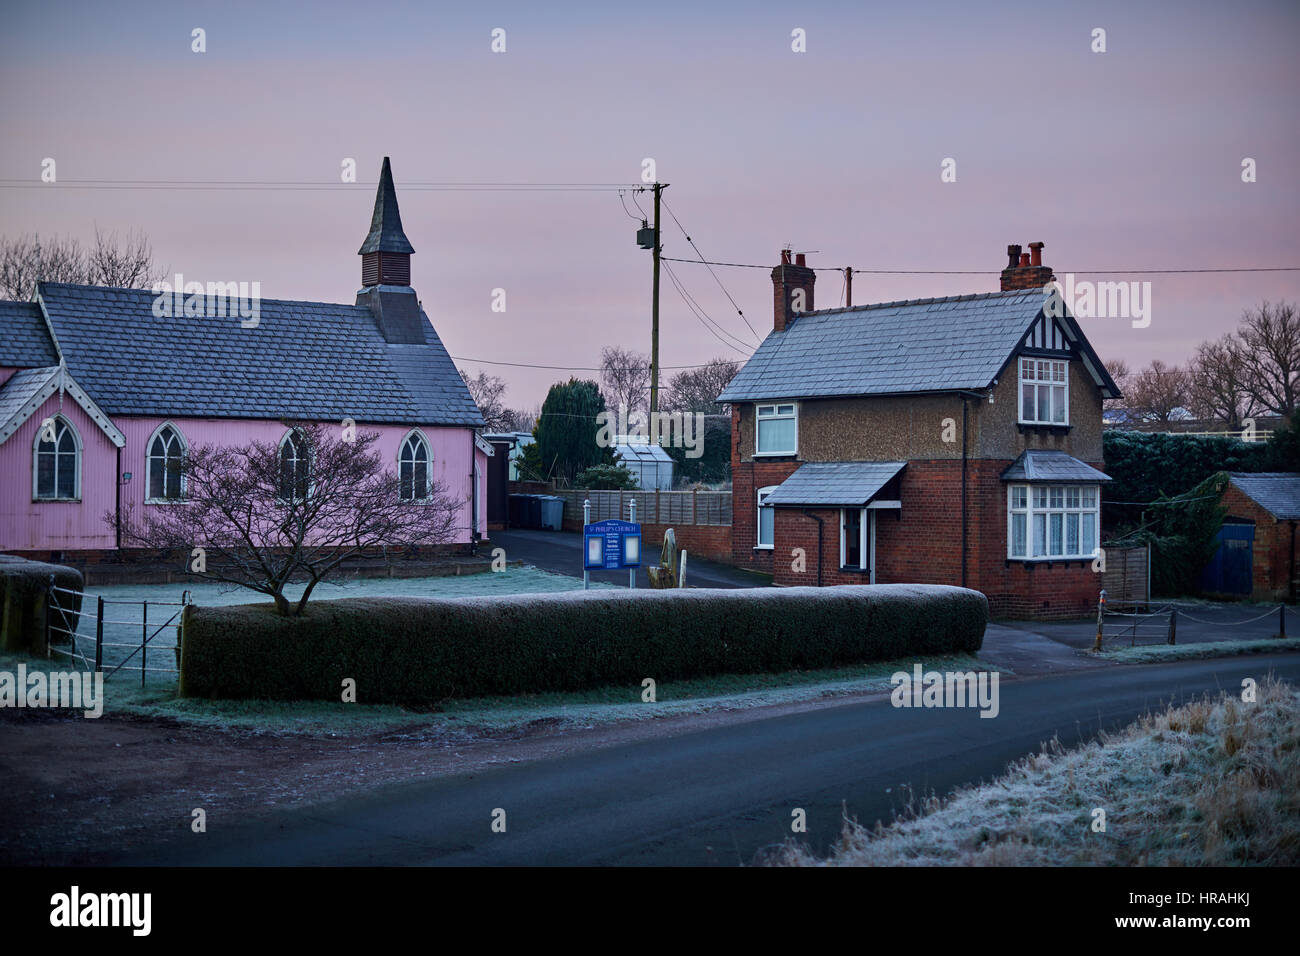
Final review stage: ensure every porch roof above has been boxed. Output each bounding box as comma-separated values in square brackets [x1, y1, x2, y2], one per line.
[763, 461, 906, 507]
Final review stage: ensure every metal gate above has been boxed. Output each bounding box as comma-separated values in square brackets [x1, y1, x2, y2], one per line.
[45, 582, 189, 685]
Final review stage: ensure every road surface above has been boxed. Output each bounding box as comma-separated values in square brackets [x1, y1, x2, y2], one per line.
[117, 653, 1300, 866]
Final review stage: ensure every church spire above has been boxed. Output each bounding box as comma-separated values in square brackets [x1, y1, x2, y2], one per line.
[359, 156, 414, 287]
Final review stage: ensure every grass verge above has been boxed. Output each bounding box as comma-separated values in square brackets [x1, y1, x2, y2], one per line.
[772, 676, 1300, 866]
[0, 649, 1006, 738]
[1096, 637, 1300, 664]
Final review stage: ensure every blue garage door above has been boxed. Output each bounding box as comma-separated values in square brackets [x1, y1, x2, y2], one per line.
[1199, 523, 1254, 596]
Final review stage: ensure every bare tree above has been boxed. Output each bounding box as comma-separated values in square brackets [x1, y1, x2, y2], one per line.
[664, 358, 740, 412]
[86, 226, 164, 289]
[1102, 358, 1132, 415]
[459, 368, 510, 431]
[500, 405, 539, 432]
[598, 345, 649, 415]
[115, 422, 462, 616]
[0, 233, 86, 299]
[1187, 334, 1256, 428]
[1125, 360, 1191, 422]
[0, 228, 164, 300]
[1236, 300, 1300, 418]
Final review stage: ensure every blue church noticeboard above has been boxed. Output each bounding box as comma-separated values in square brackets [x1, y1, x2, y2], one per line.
[584, 519, 641, 570]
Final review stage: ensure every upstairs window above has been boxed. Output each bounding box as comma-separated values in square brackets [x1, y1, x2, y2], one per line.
[147, 424, 186, 502]
[1019, 358, 1068, 425]
[399, 431, 432, 501]
[1008, 483, 1098, 559]
[278, 429, 312, 502]
[34, 416, 80, 500]
[756, 403, 797, 456]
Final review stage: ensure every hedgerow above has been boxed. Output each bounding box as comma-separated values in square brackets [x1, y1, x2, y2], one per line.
[179, 584, 987, 704]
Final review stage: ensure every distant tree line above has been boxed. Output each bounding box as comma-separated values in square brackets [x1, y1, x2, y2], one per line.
[1106, 301, 1298, 427]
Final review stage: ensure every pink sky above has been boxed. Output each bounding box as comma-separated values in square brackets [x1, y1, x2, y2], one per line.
[2, 0, 1297, 409]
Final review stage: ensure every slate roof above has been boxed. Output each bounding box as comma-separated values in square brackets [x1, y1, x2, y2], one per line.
[358, 157, 415, 255]
[0, 366, 59, 427]
[1000, 450, 1111, 483]
[29, 282, 483, 426]
[718, 289, 1115, 402]
[763, 461, 906, 506]
[1226, 472, 1300, 520]
[0, 301, 59, 367]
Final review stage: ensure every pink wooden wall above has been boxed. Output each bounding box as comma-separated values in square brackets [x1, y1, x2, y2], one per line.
[0, 402, 486, 551]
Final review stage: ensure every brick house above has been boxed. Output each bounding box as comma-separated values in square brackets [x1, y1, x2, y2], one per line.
[1214, 473, 1300, 601]
[718, 243, 1122, 619]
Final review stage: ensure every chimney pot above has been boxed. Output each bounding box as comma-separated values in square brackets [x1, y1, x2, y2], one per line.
[1028, 241, 1044, 267]
[781, 249, 792, 265]
[795, 253, 806, 267]
[1019, 252, 1031, 267]
[1006, 244, 1022, 269]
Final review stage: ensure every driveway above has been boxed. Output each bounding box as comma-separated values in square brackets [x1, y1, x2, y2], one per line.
[488, 528, 771, 590]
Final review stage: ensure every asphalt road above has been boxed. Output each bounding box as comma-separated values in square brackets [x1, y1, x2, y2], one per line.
[118, 653, 1300, 867]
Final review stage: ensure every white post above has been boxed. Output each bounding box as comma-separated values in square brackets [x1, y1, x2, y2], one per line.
[679, 550, 687, 588]
[583, 498, 591, 590]
[629, 498, 637, 589]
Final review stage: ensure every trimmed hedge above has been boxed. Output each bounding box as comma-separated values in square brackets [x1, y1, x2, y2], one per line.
[0, 556, 83, 653]
[179, 584, 988, 704]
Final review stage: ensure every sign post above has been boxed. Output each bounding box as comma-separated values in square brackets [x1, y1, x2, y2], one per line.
[583, 508, 642, 588]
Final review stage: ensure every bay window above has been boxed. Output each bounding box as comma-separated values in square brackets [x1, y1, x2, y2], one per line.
[1007, 483, 1098, 559]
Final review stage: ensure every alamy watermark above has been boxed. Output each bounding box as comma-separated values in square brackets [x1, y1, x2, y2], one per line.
[890, 664, 999, 719]
[0, 664, 103, 718]
[596, 405, 704, 459]
[151, 272, 261, 328]
[1043, 274, 1151, 328]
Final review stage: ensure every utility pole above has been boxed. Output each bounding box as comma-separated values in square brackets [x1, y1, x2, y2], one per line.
[649, 182, 664, 414]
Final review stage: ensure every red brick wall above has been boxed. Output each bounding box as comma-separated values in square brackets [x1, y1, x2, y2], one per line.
[757, 458, 1107, 619]
[731, 454, 801, 573]
[1220, 484, 1295, 601]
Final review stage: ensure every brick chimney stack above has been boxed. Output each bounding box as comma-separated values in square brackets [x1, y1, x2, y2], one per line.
[1000, 240, 1053, 291]
[772, 249, 816, 331]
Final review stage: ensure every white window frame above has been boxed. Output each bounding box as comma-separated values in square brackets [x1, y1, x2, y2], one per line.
[1018, 358, 1069, 425]
[277, 428, 314, 504]
[1006, 483, 1099, 560]
[32, 414, 82, 501]
[145, 421, 188, 504]
[754, 403, 798, 456]
[839, 507, 875, 581]
[398, 429, 434, 502]
[755, 485, 777, 550]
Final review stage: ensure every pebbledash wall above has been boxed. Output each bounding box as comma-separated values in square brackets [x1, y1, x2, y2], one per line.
[731, 370, 1109, 620]
[0, 388, 487, 554]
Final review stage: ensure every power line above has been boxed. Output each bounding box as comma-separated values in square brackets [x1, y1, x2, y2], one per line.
[453, 355, 737, 372]
[662, 256, 1300, 275]
[0, 179, 639, 192]
[662, 260, 754, 356]
[660, 198, 762, 343]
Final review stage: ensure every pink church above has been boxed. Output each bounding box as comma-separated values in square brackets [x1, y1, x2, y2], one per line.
[0, 158, 490, 561]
